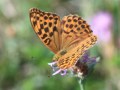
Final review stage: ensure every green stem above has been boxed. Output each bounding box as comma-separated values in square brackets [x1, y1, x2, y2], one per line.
[78, 79, 84, 90]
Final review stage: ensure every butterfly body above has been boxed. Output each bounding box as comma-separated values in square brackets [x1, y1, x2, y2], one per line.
[29, 8, 97, 70]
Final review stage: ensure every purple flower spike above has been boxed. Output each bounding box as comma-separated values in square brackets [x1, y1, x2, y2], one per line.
[60, 70, 67, 76]
[72, 52, 99, 77]
[48, 61, 68, 76]
[52, 69, 62, 76]
[48, 61, 58, 71]
[48, 62, 57, 66]
[81, 52, 90, 63]
[48, 61, 62, 75]
[86, 57, 100, 68]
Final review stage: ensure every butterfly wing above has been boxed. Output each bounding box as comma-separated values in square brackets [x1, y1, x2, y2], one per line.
[56, 15, 97, 69]
[57, 35, 97, 69]
[60, 15, 94, 50]
[29, 8, 61, 54]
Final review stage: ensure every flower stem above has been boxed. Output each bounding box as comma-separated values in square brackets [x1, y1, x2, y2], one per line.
[78, 79, 84, 90]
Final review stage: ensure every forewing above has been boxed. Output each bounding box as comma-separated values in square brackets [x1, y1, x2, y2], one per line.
[60, 15, 93, 49]
[57, 14, 97, 69]
[29, 8, 61, 53]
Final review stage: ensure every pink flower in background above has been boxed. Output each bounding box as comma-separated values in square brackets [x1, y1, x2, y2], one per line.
[91, 12, 113, 43]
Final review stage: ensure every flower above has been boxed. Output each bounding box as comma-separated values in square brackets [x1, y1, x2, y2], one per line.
[90, 12, 113, 43]
[48, 61, 68, 76]
[72, 52, 99, 79]
[48, 52, 99, 79]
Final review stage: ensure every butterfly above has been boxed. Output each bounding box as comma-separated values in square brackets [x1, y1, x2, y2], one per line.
[29, 8, 97, 70]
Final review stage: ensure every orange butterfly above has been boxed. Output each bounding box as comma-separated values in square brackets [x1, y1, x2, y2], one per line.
[29, 8, 97, 75]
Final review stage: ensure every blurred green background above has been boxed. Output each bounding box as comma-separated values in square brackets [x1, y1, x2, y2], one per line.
[0, 0, 120, 90]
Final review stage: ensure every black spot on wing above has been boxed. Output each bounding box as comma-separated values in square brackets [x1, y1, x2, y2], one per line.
[84, 29, 89, 33]
[44, 27, 49, 32]
[47, 13, 51, 16]
[33, 21, 37, 27]
[63, 30, 69, 34]
[41, 34, 47, 39]
[53, 14, 57, 17]
[44, 16, 48, 20]
[78, 17, 82, 20]
[80, 32, 83, 34]
[77, 28, 80, 31]
[53, 26, 57, 32]
[78, 21, 81, 24]
[54, 18, 58, 20]
[66, 24, 69, 28]
[73, 19, 77, 22]
[49, 17, 53, 20]
[49, 32, 53, 37]
[74, 24, 77, 27]
[54, 21, 57, 24]
[68, 19, 71, 22]
[71, 30, 74, 32]
[36, 16, 39, 20]
[81, 24, 85, 28]
[40, 24, 44, 29]
[44, 38, 51, 45]
[44, 22, 47, 25]
[69, 24, 73, 28]
[37, 30, 42, 35]
[49, 22, 52, 27]
[83, 21, 86, 23]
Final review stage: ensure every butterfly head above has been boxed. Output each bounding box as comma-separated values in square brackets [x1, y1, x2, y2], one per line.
[52, 55, 60, 61]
